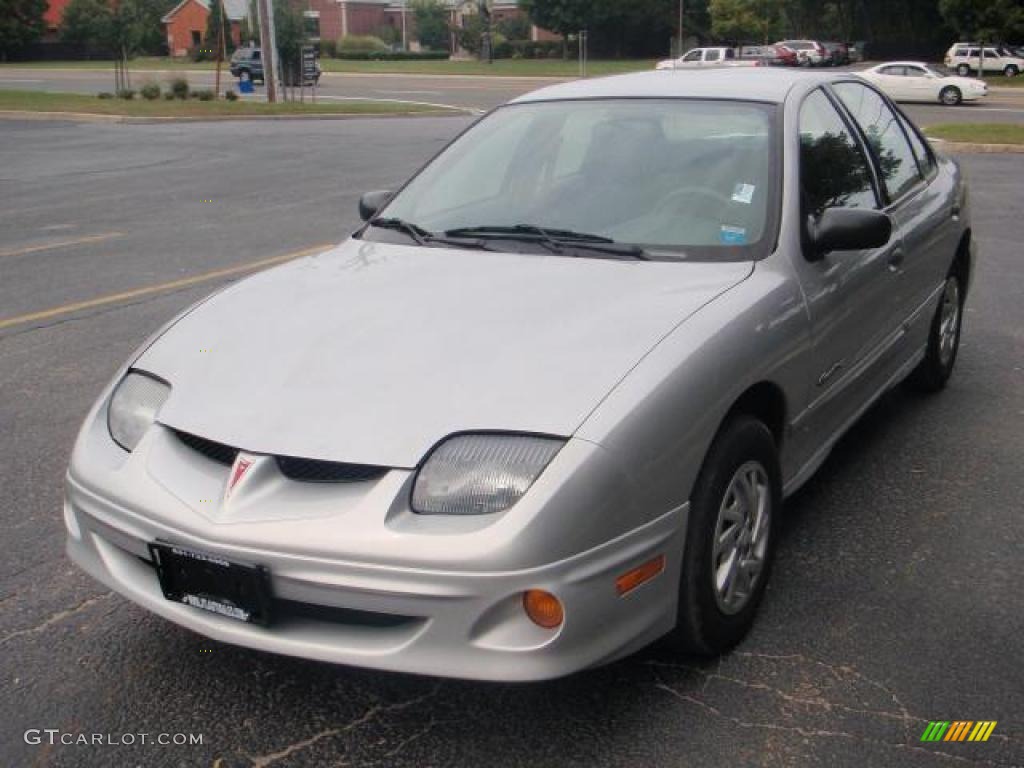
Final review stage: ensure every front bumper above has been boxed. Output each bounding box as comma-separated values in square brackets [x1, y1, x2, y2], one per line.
[64, 354, 693, 682]
[66, 475, 684, 681]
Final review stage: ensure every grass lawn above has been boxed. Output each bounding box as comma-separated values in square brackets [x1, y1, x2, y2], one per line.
[0, 56, 655, 78]
[925, 123, 1024, 145]
[318, 58, 655, 77]
[982, 75, 1024, 87]
[0, 89, 458, 117]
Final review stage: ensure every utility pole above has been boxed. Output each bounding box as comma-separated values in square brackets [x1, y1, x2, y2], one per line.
[678, 0, 684, 57]
[256, 0, 278, 102]
[214, 0, 227, 98]
[401, 0, 408, 51]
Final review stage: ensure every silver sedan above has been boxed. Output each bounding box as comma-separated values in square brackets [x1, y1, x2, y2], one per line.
[65, 69, 973, 681]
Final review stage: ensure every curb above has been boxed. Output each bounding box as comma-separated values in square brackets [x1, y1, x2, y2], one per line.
[0, 108, 466, 124]
[927, 137, 1024, 154]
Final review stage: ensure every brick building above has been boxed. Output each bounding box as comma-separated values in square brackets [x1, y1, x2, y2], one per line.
[298, 0, 558, 50]
[162, 0, 250, 57]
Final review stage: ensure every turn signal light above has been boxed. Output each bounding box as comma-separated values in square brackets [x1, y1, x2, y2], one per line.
[616, 555, 666, 596]
[523, 589, 564, 629]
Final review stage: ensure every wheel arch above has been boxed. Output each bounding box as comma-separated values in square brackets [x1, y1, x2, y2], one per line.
[722, 381, 788, 450]
[952, 228, 972, 291]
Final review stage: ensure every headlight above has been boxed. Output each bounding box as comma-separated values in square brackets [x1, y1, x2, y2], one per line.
[107, 371, 171, 452]
[411, 434, 564, 515]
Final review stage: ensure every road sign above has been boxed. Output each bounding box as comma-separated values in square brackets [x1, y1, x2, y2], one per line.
[301, 46, 318, 85]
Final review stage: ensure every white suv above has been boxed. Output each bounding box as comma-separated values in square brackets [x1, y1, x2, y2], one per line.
[945, 43, 1024, 76]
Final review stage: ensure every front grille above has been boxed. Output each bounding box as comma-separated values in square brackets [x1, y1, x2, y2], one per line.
[173, 430, 238, 466]
[172, 429, 388, 483]
[276, 457, 388, 484]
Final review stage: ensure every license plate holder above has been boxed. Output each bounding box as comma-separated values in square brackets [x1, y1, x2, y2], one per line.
[148, 542, 273, 626]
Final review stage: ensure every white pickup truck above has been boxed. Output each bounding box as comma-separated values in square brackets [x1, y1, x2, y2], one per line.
[655, 47, 761, 70]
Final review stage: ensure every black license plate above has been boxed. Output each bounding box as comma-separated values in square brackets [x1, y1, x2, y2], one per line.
[148, 542, 273, 626]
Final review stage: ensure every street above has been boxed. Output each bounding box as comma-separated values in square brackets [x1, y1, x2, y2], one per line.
[3, 66, 1024, 124]
[1, 116, 1023, 767]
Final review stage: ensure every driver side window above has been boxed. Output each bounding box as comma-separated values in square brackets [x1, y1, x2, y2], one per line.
[799, 89, 879, 220]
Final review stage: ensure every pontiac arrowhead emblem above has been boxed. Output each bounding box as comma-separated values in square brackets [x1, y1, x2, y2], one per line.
[224, 452, 257, 504]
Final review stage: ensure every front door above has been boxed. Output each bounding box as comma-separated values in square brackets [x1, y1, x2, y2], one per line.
[787, 87, 903, 455]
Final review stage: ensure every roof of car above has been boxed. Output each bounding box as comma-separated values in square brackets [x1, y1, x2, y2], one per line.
[511, 69, 847, 106]
[873, 61, 930, 67]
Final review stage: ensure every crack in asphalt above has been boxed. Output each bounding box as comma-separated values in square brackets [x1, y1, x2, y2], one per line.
[655, 682, 1014, 767]
[242, 684, 443, 768]
[0, 591, 112, 645]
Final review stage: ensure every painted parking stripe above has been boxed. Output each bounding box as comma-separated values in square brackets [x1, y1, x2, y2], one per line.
[0, 232, 124, 259]
[0, 243, 332, 332]
[314, 95, 483, 115]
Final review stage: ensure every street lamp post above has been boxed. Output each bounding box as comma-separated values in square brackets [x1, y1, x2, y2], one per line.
[678, 0, 684, 57]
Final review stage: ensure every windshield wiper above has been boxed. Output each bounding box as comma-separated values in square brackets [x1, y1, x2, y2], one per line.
[444, 224, 650, 260]
[369, 217, 497, 252]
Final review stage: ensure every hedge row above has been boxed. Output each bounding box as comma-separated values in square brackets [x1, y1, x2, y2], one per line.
[332, 51, 451, 61]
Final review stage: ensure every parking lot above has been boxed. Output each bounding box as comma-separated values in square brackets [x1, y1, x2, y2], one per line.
[1, 114, 1023, 767]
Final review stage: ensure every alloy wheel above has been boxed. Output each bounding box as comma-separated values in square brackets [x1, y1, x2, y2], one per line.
[711, 461, 771, 615]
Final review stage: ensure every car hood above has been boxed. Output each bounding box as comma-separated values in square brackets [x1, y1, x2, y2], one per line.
[138, 239, 752, 467]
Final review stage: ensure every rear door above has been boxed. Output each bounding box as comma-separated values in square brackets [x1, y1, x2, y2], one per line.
[832, 81, 953, 362]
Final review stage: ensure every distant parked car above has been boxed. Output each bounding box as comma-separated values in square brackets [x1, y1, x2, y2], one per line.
[738, 44, 799, 67]
[944, 43, 1024, 76]
[860, 62, 988, 105]
[229, 47, 264, 83]
[821, 42, 850, 66]
[776, 40, 826, 66]
[847, 42, 865, 63]
[656, 47, 760, 70]
[230, 46, 322, 86]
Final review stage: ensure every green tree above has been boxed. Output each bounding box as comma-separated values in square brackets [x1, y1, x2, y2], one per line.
[411, 0, 449, 51]
[0, 0, 47, 58]
[519, 0, 599, 39]
[710, 0, 779, 42]
[204, 0, 234, 57]
[60, 0, 114, 49]
[940, 0, 1024, 42]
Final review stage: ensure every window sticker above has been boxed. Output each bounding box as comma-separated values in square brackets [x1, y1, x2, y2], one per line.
[732, 183, 756, 205]
[720, 225, 747, 245]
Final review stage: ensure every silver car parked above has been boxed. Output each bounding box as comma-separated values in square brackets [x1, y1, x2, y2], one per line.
[65, 69, 972, 681]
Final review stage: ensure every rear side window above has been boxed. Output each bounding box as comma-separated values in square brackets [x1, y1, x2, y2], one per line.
[896, 111, 936, 179]
[799, 89, 878, 218]
[706, 49, 721, 62]
[833, 82, 924, 202]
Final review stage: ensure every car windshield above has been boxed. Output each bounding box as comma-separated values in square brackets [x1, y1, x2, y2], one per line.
[366, 99, 778, 261]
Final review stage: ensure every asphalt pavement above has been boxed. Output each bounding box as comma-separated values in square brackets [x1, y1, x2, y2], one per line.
[2, 65, 1024, 124]
[1, 118, 1023, 767]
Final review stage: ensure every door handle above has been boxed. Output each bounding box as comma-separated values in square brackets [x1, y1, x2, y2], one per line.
[888, 248, 905, 271]
[951, 203, 962, 219]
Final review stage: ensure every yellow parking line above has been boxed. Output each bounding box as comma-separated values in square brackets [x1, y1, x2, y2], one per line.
[0, 243, 333, 332]
[0, 231, 125, 259]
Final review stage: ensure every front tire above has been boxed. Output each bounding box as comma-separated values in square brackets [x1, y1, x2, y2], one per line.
[956, 63, 971, 76]
[669, 415, 781, 655]
[940, 86, 962, 106]
[907, 273, 963, 392]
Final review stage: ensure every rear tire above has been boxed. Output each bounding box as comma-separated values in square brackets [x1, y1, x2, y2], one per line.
[907, 273, 963, 393]
[1005, 65, 1019, 77]
[940, 86, 962, 106]
[956, 63, 971, 76]
[669, 415, 781, 656]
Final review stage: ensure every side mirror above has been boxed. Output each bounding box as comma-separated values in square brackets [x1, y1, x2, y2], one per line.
[359, 190, 391, 222]
[807, 207, 892, 260]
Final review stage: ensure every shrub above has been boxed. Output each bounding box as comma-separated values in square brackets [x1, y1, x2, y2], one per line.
[117, 88, 136, 100]
[169, 77, 189, 100]
[163, 91, 175, 100]
[97, 91, 114, 99]
[337, 35, 390, 54]
[373, 25, 401, 47]
[320, 38, 338, 58]
[225, 89, 239, 101]
[498, 40, 570, 60]
[189, 45, 216, 62]
[193, 88, 215, 101]
[140, 82, 161, 100]
[335, 50, 449, 61]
